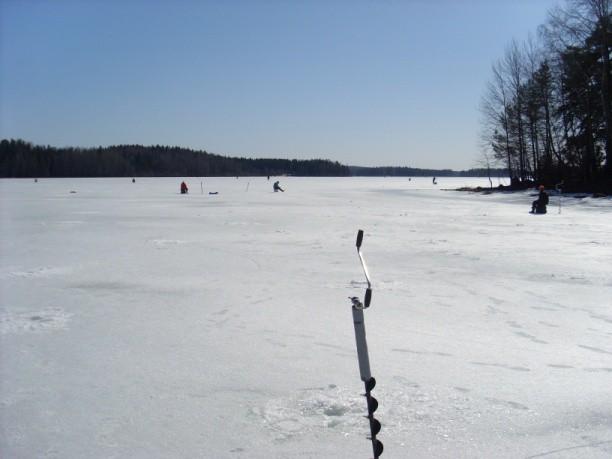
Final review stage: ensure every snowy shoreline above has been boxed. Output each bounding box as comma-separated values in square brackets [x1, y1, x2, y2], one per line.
[452, 185, 610, 199]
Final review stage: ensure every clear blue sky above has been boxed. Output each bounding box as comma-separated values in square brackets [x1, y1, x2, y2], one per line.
[1, 0, 559, 169]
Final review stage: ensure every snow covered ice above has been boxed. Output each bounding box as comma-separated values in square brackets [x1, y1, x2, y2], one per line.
[1, 176, 611, 458]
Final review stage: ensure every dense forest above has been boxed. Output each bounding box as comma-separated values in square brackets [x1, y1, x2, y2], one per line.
[0, 139, 350, 177]
[480, 0, 611, 192]
[0, 139, 504, 179]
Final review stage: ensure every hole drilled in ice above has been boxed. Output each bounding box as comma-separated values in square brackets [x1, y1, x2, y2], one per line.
[2, 266, 70, 280]
[0, 308, 72, 334]
[323, 403, 350, 417]
[148, 239, 187, 249]
[257, 385, 363, 437]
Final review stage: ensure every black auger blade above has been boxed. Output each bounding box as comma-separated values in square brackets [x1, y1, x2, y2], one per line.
[373, 439, 384, 457]
[370, 418, 382, 435]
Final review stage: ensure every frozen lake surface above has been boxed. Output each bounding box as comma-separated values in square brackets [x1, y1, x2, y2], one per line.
[1, 177, 611, 458]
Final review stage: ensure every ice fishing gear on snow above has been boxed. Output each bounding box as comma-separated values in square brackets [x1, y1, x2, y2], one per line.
[349, 229, 383, 458]
[556, 181, 564, 214]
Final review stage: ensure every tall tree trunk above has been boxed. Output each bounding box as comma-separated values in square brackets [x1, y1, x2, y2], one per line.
[517, 106, 527, 180]
[598, 17, 611, 170]
[529, 119, 539, 180]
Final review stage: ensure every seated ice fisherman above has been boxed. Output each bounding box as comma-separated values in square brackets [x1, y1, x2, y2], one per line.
[180, 181, 189, 194]
[531, 185, 549, 214]
[273, 181, 284, 192]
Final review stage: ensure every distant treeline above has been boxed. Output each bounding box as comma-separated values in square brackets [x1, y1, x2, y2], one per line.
[349, 166, 507, 177]
[0, 139, 350, 177]
[1, 139, 502, 178]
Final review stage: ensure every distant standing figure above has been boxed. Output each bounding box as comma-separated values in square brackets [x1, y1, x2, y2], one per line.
[432, 177, 437, 185]
[531, 185, 549, 214]
[180, 181, 189, 194]
[273, 181, 284, 192]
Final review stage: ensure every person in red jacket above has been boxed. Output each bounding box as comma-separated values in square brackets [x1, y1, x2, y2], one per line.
[180, 181, 188, 194]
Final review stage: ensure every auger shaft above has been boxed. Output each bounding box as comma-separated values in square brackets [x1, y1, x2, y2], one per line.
[350, 230, 383, 458]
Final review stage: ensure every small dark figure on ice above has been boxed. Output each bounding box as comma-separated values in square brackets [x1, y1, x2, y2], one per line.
[530, 185, 549, 214]
[273, 181, 284, 192]
[180, 181, 189, 194]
